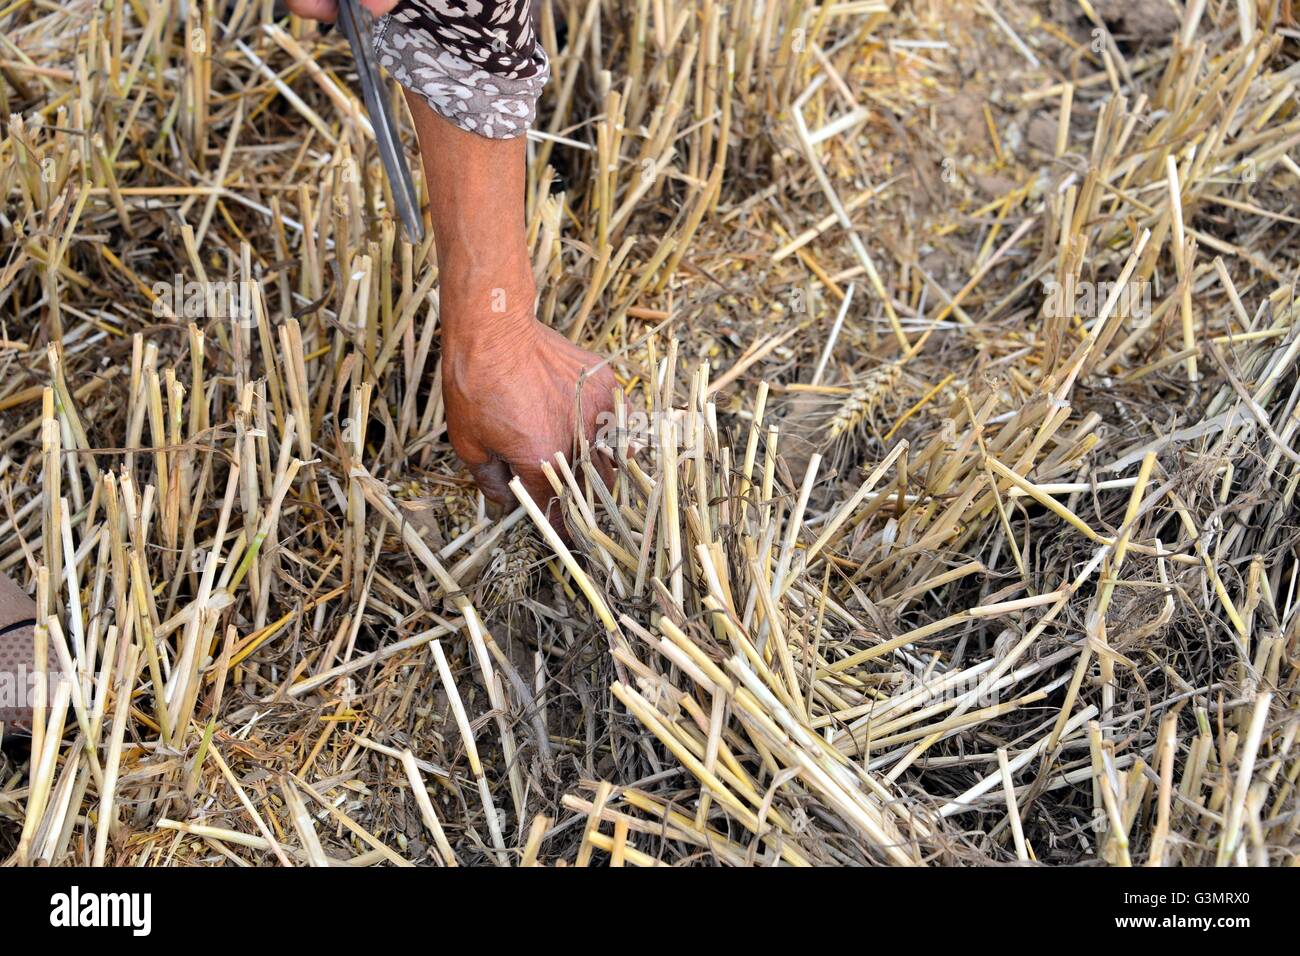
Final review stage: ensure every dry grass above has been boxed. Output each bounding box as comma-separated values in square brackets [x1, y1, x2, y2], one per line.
[1, 0, 1298, 866]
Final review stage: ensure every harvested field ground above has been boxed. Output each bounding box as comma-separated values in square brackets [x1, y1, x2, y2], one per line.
[1, 0, 1299, 866]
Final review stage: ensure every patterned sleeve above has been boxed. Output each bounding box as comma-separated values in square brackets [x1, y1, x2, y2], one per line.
[373, 0, 549, 140]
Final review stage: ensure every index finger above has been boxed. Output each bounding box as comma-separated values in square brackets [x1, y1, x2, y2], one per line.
[284, 0, 339, 23]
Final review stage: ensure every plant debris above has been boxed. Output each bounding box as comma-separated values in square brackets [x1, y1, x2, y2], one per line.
[1, 0, 1298, 866]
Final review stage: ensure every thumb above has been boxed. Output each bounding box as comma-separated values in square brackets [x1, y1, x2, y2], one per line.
[467, 457, 515, 511]
[447, 423, 514, 510]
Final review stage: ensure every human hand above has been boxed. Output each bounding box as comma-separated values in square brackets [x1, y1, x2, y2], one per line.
[441, 314, 618, 530]
[282, 0, 398, 23]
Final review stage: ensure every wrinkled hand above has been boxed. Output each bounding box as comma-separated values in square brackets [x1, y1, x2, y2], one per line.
[282, 0, 398, 23]
[442, 315, 618, 528]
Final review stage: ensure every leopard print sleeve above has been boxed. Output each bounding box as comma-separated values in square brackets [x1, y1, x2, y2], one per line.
[374, 0, 549, 140]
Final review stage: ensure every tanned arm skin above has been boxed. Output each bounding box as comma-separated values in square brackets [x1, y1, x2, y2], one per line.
[286, 0, 617, 525]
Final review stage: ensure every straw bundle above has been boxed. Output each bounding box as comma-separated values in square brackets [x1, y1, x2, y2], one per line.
[0, 0, 1297, 865]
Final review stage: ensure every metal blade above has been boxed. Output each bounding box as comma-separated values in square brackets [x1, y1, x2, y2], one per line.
[337, 0, 425, 245]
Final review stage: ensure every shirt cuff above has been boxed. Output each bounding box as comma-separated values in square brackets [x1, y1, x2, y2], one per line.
[373, 11, 549, 141]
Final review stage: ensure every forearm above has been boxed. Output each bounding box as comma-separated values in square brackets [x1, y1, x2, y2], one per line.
[404, 92, 535, 351]
[369, 0, 615, 518]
